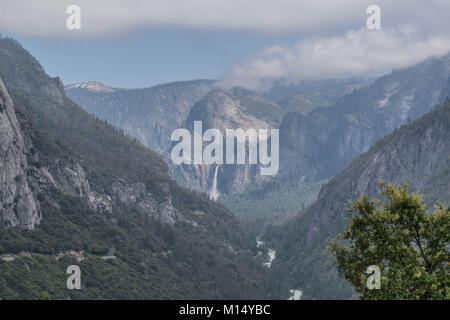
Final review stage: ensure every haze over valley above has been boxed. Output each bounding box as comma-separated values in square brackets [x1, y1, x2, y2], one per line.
[1, 1, 449, 301]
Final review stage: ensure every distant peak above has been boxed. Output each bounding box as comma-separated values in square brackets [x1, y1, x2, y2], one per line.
[65, 80, 115, 93]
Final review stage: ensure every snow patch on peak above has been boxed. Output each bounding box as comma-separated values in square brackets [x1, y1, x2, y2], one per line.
[66, 81, 115, 93]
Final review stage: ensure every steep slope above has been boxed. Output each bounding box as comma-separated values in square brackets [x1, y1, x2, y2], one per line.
[0, 37, 269, 299]
[266, 101, 450, 299]
[65, 79, 214, 154]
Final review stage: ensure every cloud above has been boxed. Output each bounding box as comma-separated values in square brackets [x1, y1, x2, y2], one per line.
[2, 0, 357, 37]
[0, 0, 449, 37]
[1, 0, 450, 88]
[220, 27, 450, 90]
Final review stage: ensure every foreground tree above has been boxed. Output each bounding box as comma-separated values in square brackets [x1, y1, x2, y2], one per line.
[329, 181, 449, 299]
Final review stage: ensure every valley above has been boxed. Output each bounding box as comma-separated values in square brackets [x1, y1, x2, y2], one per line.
[66, 52, 450, 299]
[66, 51, 450, 230]
[1, 35, 449, 300]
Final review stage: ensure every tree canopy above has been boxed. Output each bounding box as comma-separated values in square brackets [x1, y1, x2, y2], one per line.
[329, 181, 449, 300]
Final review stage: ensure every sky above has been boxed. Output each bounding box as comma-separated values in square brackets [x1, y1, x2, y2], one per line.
[1, 0, 450, 90]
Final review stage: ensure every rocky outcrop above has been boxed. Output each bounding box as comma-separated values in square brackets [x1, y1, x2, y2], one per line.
[185, 89, 272, 133]
[0, 78, 40, 230]
[27, 158, 113, 215]
[26, 153, 190, 223]
[112, 180, 187, 225]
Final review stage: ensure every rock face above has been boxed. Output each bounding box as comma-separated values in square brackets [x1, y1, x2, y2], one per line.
[186, 89, 272, 132]
[27, 158, 113, 215]
[270, 101, 450, 299]
[111, 180, 187, 225]
[0, 78, 40, 230]
[278, 53, 450, 182]
[173, 89, 275, 195]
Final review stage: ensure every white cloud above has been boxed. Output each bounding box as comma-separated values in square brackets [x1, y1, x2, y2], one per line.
[0, 0, 449, 37]
[221, 27, 450, 90]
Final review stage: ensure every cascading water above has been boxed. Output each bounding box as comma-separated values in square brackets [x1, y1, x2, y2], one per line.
[209, 166, 220, 201]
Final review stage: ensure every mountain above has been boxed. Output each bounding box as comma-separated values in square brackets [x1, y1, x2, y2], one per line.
[66, 80, 115, 93]
[64, 75, 370, 223]
[223, 52, 450, 224]
[0, 37, 269, 299]
[265, 100, 450, 299]
[65, 79, 214, 154]
[67, 79, 283, 197]
[280, 53, 450, 181]
[64, 42, 450, 239]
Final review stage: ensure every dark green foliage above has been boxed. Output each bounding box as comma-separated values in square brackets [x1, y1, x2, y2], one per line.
[0, 189, 269, 299]
[330, 182, 449, 300]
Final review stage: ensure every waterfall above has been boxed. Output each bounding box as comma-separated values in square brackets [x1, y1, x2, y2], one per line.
[209, 166, 220, 201]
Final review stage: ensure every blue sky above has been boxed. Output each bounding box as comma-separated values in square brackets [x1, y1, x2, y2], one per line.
[3, 27, 302, 88]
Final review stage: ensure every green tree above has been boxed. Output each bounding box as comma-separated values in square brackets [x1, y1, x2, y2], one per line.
[329, 181, 449, 300]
